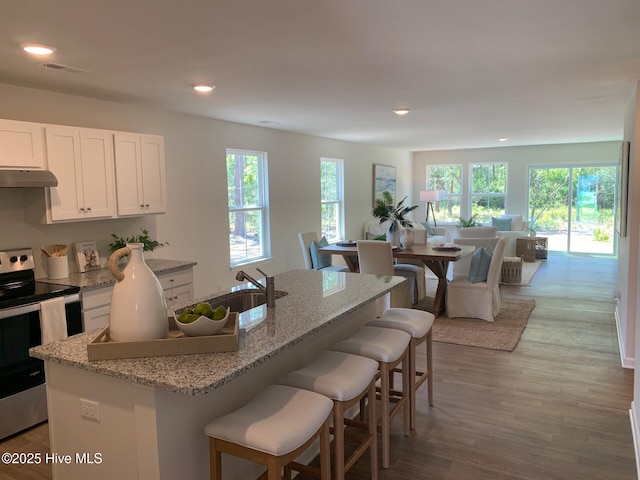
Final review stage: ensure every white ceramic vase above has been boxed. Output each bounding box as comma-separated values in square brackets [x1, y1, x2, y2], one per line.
[108, 243, 168, 342]
[386, 221, 401, 247]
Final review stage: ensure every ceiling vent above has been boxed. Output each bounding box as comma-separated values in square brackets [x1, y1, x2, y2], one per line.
[40, 63, 89, 74]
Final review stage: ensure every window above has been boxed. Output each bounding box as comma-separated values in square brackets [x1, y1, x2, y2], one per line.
[320, 158, 344, 242]
[227, 149, 270, 266]
[471, 163, 507, 223]
[426, 164, 462, 223]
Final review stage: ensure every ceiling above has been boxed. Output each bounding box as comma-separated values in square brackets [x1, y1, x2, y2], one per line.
[2, 0, 640, 151]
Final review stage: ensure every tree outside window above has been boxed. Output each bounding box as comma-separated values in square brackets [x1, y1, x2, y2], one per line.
[426, 165, 462, 223]
[227, 149, 270, 266]
[471, 163, 507, 223]
[320, 158, 344, 242]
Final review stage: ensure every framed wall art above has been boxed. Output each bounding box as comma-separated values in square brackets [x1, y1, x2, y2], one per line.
[74, 241, 101, 273]
[615, 141, 630, 238]
[373, 164, 396, 206]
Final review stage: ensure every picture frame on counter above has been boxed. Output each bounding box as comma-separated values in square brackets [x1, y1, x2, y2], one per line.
[74, 241, 101, 273]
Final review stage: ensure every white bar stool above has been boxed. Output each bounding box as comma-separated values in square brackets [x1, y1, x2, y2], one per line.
[204, 384, 333, 480]
[369, 307, 435, 429]
[332, 326, 411, 469]
[279, 350, 379, 480]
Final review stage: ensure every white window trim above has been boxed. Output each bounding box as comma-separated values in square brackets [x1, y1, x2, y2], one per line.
[227, 149, 271, 267]
[469, 162, 508, 216]
[320, 157, 345, 242]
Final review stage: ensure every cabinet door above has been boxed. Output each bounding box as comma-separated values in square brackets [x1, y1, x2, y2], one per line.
[0, 119, 45, 169]
[80, 129, 116, 219]
[140, 135, 167, 214]
[46, 126, 85, 221]
[83, 304, 111, 332]
[113, 132, 144, 216]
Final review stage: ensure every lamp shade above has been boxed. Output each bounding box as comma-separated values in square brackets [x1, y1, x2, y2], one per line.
[420, 190, 439, 202]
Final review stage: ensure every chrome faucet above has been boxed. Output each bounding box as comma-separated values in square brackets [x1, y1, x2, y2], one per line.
[235, 268, 276, 308]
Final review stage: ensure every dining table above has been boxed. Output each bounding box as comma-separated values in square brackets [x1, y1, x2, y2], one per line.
[318, 242, 475, 317]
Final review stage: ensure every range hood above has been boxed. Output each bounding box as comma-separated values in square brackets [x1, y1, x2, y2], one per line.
[0, 169, 58, 188]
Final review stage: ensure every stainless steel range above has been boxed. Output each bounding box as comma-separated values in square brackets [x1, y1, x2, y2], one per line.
[0, 247, 82, 439]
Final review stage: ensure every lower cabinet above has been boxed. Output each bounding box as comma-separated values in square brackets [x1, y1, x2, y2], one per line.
[80, 268, 194, 332]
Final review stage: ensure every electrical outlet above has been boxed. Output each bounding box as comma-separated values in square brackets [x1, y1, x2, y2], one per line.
[80, 399, 100, 421]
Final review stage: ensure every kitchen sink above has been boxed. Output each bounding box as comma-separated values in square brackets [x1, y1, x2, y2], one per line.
[208, 289, 288, 313]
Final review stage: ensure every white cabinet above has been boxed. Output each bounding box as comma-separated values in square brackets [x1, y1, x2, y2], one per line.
[113, 133, 167, 216]
[0, 119, 45, 169]
[45, 126, 116, 222]
[80, 268, 194, 331]
[158, 269, 194, 308]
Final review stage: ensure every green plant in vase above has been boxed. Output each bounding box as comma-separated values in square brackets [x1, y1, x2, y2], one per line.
[372, 191, 418, 245]
[108, 229, 168, 255]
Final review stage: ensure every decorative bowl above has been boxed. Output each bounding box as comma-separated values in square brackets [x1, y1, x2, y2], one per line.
[173, 307, 230, 337]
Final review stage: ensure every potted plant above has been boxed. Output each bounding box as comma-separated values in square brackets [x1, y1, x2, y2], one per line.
[372, 191, 418, 246]
[108, 228, 168, 255]
[457, 215, 481, 228]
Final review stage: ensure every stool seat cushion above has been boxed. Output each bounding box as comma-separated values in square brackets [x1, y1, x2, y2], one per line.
[369, 308, 435, 338]
[279, 351, 378, 402]
[204, 385, 333, 456]
[333, 326, 411, 363]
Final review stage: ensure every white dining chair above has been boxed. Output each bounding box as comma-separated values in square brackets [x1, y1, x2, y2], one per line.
[298, 231, 349, 272]
[446, 236, 507, 322]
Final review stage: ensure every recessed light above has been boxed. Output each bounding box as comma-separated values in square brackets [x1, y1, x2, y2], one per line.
[22, 43, 56, 55]
[393, 109, 410, 115]
[193, 84, 215, 93]
[498, 137, 509, 142]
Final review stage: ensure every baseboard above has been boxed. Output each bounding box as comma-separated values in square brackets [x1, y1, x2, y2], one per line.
[629, 403, 640, 480]
[615, 304, 635, 369]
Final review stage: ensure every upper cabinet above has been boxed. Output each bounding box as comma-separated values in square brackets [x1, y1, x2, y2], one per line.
[113, 133, 167, 216]
[0, 119, 45, 169]
[45, 126, 116, 222]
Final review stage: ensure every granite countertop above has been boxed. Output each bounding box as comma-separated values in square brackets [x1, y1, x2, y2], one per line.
[31, 269, 405, 396]
[37, 259, 197, 290]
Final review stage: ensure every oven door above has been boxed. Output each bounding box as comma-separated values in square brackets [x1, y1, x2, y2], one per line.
[0, 294, 82, 400]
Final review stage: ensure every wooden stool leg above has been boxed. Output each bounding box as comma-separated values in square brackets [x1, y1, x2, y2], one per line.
[334, 402, 345, 480]
[402, 354, 410, 436]
[409, 340, 417, 429]
[319, 418, 331, 480]
[209, 438, 222, 480]
[380, 363, 391, 469]
[368, 381, 378, 480]
[427, 331, 434, 406]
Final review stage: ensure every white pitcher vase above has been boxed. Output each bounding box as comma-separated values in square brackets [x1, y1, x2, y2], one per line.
[108, 243, 168, 342]
[400, 229, 415, 249]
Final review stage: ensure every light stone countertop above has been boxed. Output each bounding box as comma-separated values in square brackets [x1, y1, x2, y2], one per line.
[36, 259, 197, 290]
[30, 269, 405, 396]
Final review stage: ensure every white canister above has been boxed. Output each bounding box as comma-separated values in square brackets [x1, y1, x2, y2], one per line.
[47, 256, 69, 280]
[107, 243, 168, 342]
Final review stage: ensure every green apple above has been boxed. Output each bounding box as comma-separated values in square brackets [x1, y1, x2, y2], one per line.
[177, 313, 199, 324]
[212, 306, 227, 320]
[193, 302, 213, 318]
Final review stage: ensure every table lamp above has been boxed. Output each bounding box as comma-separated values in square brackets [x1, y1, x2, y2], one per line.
[420, 190, 440, 227]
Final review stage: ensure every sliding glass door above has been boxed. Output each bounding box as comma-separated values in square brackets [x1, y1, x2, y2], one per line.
[528, 166, 616, 255]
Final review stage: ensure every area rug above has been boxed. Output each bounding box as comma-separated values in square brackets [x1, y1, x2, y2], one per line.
[501, 259, 543, 286]
[414, 297, 536, 351]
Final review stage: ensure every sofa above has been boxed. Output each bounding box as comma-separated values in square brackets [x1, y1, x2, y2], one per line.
[493, 214, 529, 257]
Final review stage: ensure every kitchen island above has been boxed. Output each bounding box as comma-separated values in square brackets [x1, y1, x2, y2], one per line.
[31, 269, 406, 480]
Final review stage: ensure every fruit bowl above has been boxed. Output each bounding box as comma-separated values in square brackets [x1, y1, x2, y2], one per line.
[173, 307, 230, 337]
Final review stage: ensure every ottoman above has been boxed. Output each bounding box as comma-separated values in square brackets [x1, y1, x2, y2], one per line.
[501, 256, 522, 284]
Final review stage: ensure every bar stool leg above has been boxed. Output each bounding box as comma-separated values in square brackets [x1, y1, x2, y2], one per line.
[427, 330, 434, 406]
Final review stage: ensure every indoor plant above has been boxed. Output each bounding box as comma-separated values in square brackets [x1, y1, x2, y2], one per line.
[457, 215, 481, 228]
[108, 228, 168, 255]
[372, 191, 418, 246]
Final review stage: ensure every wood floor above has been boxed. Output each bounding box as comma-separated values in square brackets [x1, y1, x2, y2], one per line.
[0, 254, 636, 480]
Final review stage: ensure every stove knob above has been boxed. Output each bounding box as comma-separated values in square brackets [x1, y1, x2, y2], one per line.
[10, 256, 18, 263]
[20, 255, 28, 262]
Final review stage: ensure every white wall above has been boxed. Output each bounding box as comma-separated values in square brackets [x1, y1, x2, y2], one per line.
[0, 83, 411, 297]
[412, 142, 620, 223]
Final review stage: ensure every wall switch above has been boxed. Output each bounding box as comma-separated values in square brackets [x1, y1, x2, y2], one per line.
[80, 399, 100, 421]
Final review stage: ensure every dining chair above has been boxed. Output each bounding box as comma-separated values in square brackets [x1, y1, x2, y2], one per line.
[357, 240, 425, 304]
[298, 231, 349, 272]
[446, 236, 507, 322]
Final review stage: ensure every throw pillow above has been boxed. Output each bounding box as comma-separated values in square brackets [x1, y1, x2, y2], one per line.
[309, 236, 332, 269]
[469, 247, 493, 283]
[492, 217, 512, 232]
[501, 214, 524, 231]
[419, 221, 435, 235]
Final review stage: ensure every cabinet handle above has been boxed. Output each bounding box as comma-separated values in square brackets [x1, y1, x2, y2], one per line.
[87, 207, 92, 212]
[140, 204, 145, 209]
[145, 204, 150, 208]
[79, 207, 85, 212]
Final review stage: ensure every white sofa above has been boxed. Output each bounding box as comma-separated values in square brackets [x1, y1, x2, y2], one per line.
[493, 214, 530, 257]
